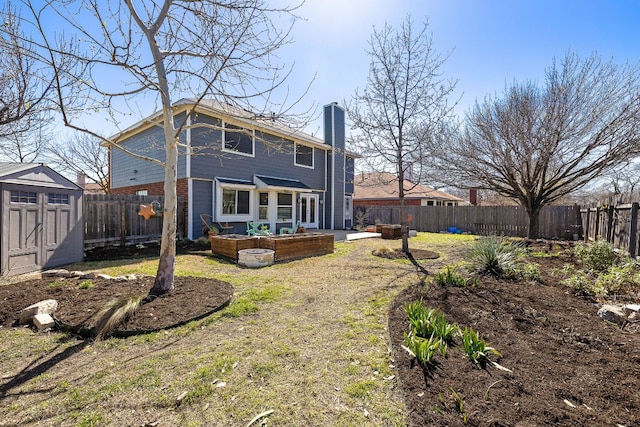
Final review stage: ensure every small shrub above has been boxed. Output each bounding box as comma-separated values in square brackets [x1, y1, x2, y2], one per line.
[48, 280, 65, 288]
[594, 261, 640, 295]
[465, 236, 524, 277]
[561, 271, 598, 296]
[574, 240, 617, 273]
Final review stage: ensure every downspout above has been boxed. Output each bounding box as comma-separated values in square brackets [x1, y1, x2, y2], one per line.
[186, 115, 193, 239]
[331, 106, 336, 230]
[323, 150, 328, 229]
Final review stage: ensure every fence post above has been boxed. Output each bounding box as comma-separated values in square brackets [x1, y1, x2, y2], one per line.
[582, 208, 589, 242]
[120, 199, 126, 246]
[630, 203, 638, 258]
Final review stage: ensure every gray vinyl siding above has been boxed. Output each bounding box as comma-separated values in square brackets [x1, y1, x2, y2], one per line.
[191, 179, 213, 238]
[345, 156, 355, 194]
[111, 116, 188, 189]
[189, 116, 326, 190]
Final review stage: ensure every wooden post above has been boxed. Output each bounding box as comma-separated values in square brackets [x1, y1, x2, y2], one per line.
[120, 199, 126, 246]
[582, 208, 589, 242]
[629, 202, 638, 258]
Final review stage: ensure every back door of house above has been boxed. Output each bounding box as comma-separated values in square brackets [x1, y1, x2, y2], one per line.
[300, 194, 319, 229]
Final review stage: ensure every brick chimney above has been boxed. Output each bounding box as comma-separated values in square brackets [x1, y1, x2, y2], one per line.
[77, 173, 86, 189]
[469, 188, 478, 205]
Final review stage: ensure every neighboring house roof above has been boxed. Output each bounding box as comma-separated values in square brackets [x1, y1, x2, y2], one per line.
[0, 162, 82, 190]
[354, 172, 466, 202]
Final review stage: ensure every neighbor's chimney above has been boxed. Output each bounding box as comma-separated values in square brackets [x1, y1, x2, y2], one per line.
[77, 173, 86, 188]
[469, 188, 478, 205]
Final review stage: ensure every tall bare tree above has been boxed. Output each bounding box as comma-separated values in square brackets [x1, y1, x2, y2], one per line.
[13, 0, 306, 295]
[347, 15, 457, 262]
[45, 133, 110, 193]
[440, 52, 640, 238]
[0, 1, 56, 161]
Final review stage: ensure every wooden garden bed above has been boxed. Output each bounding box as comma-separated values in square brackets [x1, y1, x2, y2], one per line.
[209, 233, 260, 261]
[259, 233, 334, 262]
[210, 232, 334, 262]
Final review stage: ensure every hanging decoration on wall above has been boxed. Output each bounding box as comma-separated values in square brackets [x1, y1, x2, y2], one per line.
[138, 204, 156, 220]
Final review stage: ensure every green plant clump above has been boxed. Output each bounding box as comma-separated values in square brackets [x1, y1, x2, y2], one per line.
[461, 326, 502, 367]
[465, 236, 524, 277]
[574, 240, 617, 273]
[434, 266, 468, 287]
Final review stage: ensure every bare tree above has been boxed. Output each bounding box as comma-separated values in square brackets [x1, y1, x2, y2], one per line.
[0, 1, 56, 160]
[441, 52, 640, 238]
[45, 133, 110, 193]
[15, 0, 307, 295]
[347, 15, 457, 264]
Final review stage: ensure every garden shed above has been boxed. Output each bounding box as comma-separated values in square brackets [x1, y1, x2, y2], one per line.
[0, 163, 84, 276]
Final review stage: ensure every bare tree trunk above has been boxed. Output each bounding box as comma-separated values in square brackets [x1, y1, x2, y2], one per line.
[527, 207, 541, 239]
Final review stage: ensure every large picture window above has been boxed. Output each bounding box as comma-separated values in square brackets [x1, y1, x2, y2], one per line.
[223, 123, 254, 156]
[277, 193, 293, 220]
[295, 143, 313, 168]
[222, 188, 250, 215]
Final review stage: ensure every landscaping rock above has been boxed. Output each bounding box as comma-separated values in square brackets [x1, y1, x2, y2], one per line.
[42, 269, 70, 277]
[19, 299, 58, 325]
[597, 304, 627, 325]
[79, 272, 99, 279]
[33, 313, 55, 331]
[97, 274, 113, 280]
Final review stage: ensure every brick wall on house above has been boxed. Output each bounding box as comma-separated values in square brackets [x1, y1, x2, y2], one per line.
[110, 178, 190, 237]
[354, 198, 421, 206]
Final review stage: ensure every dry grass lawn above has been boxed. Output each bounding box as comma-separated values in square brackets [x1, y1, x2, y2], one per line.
[0, 233, 473, 427]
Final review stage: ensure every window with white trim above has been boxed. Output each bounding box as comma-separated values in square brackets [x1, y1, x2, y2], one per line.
[10, 191, 36, 204]
[136, 190, 148, 196]
[295, 143, 313, 168]
[344, 196, 352, 220]
[259, 192, 269, 220]
[222, 123, 254, 156]
[277, 193, 293, 220]
[222, 188, 250, 215]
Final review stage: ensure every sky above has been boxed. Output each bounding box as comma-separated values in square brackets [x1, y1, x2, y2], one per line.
[276, 0, 640, 136]
[7, 0, 640, 143]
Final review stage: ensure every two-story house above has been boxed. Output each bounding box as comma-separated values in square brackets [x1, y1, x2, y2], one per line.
[108, 100, 355, 239]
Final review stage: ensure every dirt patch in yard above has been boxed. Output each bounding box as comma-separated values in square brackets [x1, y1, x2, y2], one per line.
[0, 276, 233, 335]
[389, 246, 640, 426]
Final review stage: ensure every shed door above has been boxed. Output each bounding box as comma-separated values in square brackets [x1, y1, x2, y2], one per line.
[5, 191, 42, 275]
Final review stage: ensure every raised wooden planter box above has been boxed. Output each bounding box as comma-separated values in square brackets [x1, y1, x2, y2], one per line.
[381, 225, 402, 239]
[209, 233, 259, 261]
[258, 233, 334, 262]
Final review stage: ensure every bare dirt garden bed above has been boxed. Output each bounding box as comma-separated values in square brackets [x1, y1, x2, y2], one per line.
[389, 241, 640, 426]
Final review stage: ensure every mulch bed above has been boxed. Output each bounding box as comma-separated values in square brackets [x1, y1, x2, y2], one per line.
[0, 276, 233, 335]
[388, 248, 640, 426]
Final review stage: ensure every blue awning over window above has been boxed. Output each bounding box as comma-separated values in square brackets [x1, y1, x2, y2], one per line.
[254, 175, 311, 191]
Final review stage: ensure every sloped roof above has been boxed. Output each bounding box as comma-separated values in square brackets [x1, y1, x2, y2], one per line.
[354, 172, 465, 202]
[0, 162, 81, 190]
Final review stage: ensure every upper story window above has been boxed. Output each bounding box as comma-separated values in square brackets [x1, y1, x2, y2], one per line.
[295, 143, 313, 168]
[47, 193, 69, 205]
[10, 191, 36, 204]
[223, 122, 255, 156]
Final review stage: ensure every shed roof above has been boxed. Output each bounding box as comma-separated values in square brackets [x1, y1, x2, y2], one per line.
[0, 162, 82, 190]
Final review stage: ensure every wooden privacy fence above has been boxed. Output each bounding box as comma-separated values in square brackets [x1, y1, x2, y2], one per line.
[580, 190, 640, 257]
[84, 194, 185, 248]
[355, 205, 582, 240]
